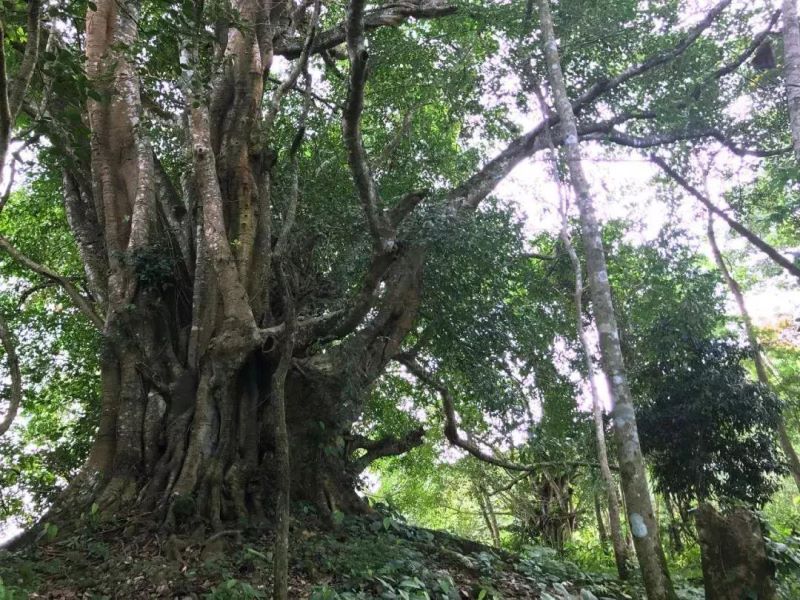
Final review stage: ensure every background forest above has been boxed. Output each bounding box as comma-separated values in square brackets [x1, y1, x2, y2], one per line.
[1, 0, 800, 598]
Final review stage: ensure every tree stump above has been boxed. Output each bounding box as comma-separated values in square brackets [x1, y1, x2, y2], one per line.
[694, 502, 776, 600]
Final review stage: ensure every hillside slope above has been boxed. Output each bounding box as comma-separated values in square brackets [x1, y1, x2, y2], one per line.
[0, 510, 699, 599]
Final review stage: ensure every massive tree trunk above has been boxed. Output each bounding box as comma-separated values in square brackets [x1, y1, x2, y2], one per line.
[41, 0, 435, 530]
[537, 1, 675, 598]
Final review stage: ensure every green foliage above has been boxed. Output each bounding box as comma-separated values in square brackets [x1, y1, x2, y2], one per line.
[205, 578, 267, 600]
[518, 543, 706, 600]
[729, 156, 800, 247]
[129, 244, 179, 290]
[0, 184, 100, 524]
[762, 518, 800, 600]
[763, 479, 800, 537]
[0, 576, 27, 600]
[637, 333, 785, 506]
[761, 329, 800, 432]
[518, 544, 629, 598]
[599, 226, 786, 505]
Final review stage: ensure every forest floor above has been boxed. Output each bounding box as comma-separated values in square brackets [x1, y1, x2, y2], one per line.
[0, 507, 696, 599]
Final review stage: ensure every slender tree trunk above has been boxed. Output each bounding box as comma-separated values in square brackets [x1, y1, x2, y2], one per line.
[476, 496, 494, 545]
[272, 267, 295, 600]
[707, 212, 800, 492]
[783, 0, 800, 161]
[594, 492, 609, 548]
[664, 495, 683, 553]
[482, 487, 502, 548]
[531, 46, 629, 582]
[0, 314, 22, 437]
[652, 157, 800, 281]
[538, 1, 674, 597]
[475, 483, 502, 548]
[560, 214, 629, 579]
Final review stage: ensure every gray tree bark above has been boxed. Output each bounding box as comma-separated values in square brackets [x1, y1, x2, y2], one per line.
[594, 493, 608, 548]
[534, 77, 629, 579]
[538, 1, 674, 597]
[560, 225, 629, 580]
[0, 314, 22, 437]
[783, 0, 800, 160]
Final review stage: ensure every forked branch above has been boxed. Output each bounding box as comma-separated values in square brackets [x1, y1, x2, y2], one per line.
[275, 0, 457, 58]
[0, 234, 105, 330]
[263, 0, 321, 136]
[447, 0, 735, 213]
[350, 428, 425, 472]
[344, 0, 392, 249]
[398, 355, 605, 472]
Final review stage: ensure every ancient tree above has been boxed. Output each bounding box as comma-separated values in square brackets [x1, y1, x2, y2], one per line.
[0, 0, 789, 562]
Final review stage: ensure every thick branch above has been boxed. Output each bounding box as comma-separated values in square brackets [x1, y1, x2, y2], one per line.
[387, 189, 428, 229]
[317, 248, 401, 342]
[651, 155, 800, 280]
[189, 104, 257, 330]
[711, 10, 781, 80]
[583, 127, 791, 157]
[275, 0, 457, 58]
[0, 313, 22, 437]
[62, 170, 108, 307]
[263, 0, 320, 136]
[8, 0, 42, 121]
[350, 427, 425, 472]
[573, 0, 732, 110]
[275, 68, 313, 261]
[344, 0, 391, 248]
[447, 0, 733, 213]
[0, 234, 104, 330]
[266, 75, 341, 111]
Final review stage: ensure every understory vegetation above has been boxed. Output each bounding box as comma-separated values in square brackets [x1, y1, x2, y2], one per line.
[0, 505, 757, 599]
